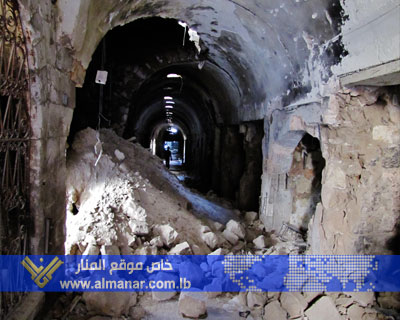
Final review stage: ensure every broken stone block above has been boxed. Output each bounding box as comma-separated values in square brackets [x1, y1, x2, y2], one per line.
[100, 245, 120, 255]
[201, 231, 219, 250]
[222, 229, 239, 245]
[114, 149, 125, 161]
[348, 292, 374, 307]
[226, 220, 246, 239]
[377, 293, 400, 310]
[247, 292, 267, 308]
[245, 211, 258, 223]
[123, 201, 146, 221]
[150, 236, 164, 248]
[155, 224, 178, 247]
[302, 292, 321, 304]
[334, 296, 354, 308]
[179, 292, 207, 319]
[129, 305, 146, 320]
[169, 242, 192, 255]
[129, 220, 149, 236]
[229, 292, 248, 308]
[117, 226, 137, 247]
[119, 162, 129, 173]
[191, 244, 209, 255]
[362, 311, 382, 320]
[212, 221, 224, 231]
[267, 292, 280, 301]
[83, 292, 134, 317]
[152, 291, 177, 301]
[223, 295, 250, 314]
[253, 235, 267, 249]
[280, 292, 307, 318]
[200, 225, 211, 233]
[305, 296, 341, 320]
[348, 304, 365, 319]
[263, 300, 287, 320]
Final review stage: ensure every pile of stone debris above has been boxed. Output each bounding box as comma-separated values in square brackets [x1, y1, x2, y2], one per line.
[56, 128, 399, 320]
[65, 128, 293, 259]
[47, 281, 399, 319]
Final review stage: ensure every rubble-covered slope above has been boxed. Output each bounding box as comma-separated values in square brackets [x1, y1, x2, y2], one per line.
[66, 128, 217, 255]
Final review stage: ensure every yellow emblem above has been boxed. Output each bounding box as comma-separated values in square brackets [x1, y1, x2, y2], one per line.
[21, 257, 63, 288]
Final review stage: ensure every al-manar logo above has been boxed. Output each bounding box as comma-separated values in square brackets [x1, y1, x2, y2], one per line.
[21, 257, 63, 288]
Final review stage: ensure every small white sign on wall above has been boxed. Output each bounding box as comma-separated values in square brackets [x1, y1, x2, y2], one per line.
[95, 70, 108, 85]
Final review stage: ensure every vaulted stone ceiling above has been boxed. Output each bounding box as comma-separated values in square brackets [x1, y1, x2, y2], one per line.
[58, 0, 343, 119]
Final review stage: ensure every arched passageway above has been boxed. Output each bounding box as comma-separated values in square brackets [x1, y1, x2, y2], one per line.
[2, 0, 400, 318]
[70, 17, 263, 205]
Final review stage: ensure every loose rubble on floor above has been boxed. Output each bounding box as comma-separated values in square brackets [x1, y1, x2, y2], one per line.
[47, 128, 399, 320]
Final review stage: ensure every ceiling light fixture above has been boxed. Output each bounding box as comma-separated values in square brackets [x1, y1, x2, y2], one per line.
[167, 73, 182, 79]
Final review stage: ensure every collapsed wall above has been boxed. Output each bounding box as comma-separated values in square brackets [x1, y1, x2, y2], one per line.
[261, 85, 400, 255]
[309, 86, 400, 254]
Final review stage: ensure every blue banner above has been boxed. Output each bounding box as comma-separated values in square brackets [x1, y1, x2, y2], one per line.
[1, 255, 399, 292]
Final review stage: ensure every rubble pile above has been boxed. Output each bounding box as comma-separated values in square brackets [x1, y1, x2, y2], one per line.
[60, 128, 398, 319]
[221, 291, 399, 320]
[51, 289, 397, 319]
[65, 128, 286, 259]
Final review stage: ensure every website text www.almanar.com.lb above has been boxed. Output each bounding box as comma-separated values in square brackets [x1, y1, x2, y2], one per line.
[59, 277, 192, 290]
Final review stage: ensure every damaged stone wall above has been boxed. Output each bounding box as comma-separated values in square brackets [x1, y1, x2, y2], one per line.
[308, 86, 400, 254]
[261, 85, 400, 255]
[19, 0, 75, 254]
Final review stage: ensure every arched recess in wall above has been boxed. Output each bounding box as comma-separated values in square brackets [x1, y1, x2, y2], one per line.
[261, 120, 326, 235]
[286, 133, 325, 235]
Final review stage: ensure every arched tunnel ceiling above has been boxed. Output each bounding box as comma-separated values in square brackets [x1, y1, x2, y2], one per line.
[129, 63, 234, 126]
[59, 0, 342, 119]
